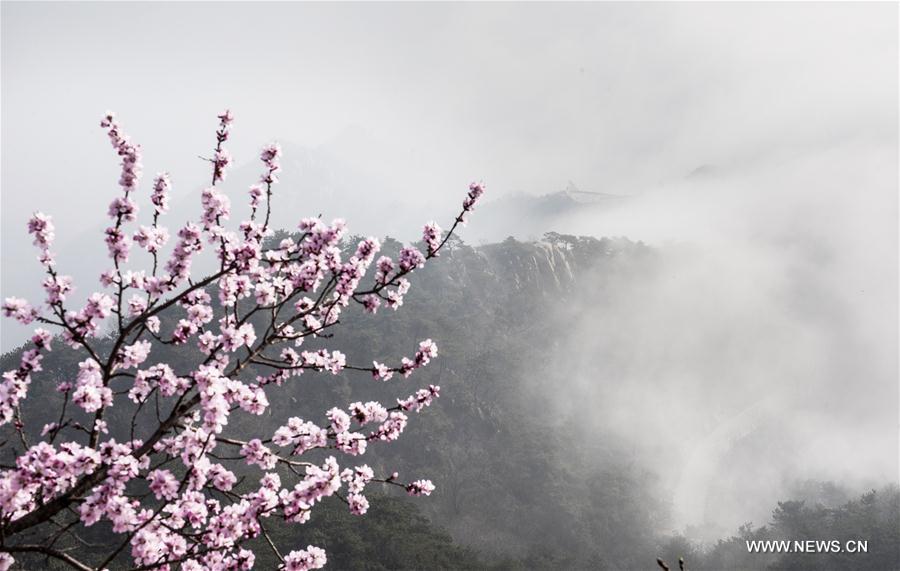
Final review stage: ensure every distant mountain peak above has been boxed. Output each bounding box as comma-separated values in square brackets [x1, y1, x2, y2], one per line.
[686, 164, 719, 179]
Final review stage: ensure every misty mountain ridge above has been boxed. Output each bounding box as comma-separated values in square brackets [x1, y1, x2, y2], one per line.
[470, 182, 631, 243]
[0, 126, 661, 350]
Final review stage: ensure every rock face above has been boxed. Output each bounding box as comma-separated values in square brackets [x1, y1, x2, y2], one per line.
[478, 240, 577, 294]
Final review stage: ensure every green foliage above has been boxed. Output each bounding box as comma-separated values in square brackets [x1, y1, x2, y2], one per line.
[661, 486, 900, 571]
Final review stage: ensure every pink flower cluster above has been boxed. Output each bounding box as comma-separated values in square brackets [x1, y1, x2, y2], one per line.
[406, 479, 436, 496]
[342, 465, 375, 515]
[284, 545, 327, 571]
[100, 112, 143, 264]
[101, 111, 143, 194]
[398, 338, 439, 378]
[0, 109, 484, 570]
[165, 222, 204, 287]
[62, 292, 114, 342]
[27, 212, 55, 266]
[460, 180, 486, 223]
[1, 298, 37, 325]
[43, 273, 73, 306]
[422, 221, 442, 256]
[201, 187, 232, 230]
[370, 339, 438, 381]
[398, 384, 441, 413]
[0, 343, 45, 425]
[273, 417, 328, 455]
[398, 246, 426, 272]
[212, 109, 234, 184]
[249, 184, 264, 211]
[72, 359, 112, 413]
[151, 172, 171, 214]
[240, 439, 278, 470]
[260, 142, 282, 185]
[129, 363, 189, 402]
[133, 224, 169, 253]
[116, 340, 152, 369]
[0, 441, 101, 521]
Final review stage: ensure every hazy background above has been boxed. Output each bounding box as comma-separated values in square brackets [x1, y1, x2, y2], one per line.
[2, 1, 897, 543]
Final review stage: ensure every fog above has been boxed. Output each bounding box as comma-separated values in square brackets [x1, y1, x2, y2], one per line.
[2, 1, 897, 541]
[534, 140, 898, 539]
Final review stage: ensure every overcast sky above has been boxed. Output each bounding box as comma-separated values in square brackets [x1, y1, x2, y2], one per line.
[3, 2, 895, 226]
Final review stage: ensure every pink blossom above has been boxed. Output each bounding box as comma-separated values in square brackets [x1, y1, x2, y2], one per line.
[406, 479, 436, 496]
[342, 465, 374, 492]
[104, 226, 132, 263]
[375, 256, 394, 284]
[218, 109, 234, 127]
[118, 340, 151, 369]
[398, 246, 426, 272]
[372, 361, 393, 381]
[124, 270, 146, 288]
[249, 184, 264, 210]
[398, 339, 438, 377]
[30, 328, 52, 351]
[133, 225, 169, 253]
[72, 359, 112, 413]
[371, 411, 408, 442]
[42, 274, 73, 305]
[201, 187, 232, 229]
[2, 297, 37, 325]
[100, 111, 143, 194]
[151, 172, 171, 213]
[347, 493, 369, 515]
[327, 407, 351, 433]
[27, 212, 56, 265]
[165, 223, 203, 283]
[89, 293, 113, 317]
[197, 331, 220, 355]
[280, 458, 341, 522]
[335, 431, 367, 456]
[186, 303, 213, 326]
[213, 148, 232, 184]
[283, 546, 326, 571]
[127, 295, 147, 317]
[294, 349, 341, 373]
[145, 315, 161, 334]
[240, 439, 278, 470]
[107, 196, 138, 221]
[386, 278, 411, 310]
[255, 281, 276, 306]
[349, 401, 389, 426]
[259, 142, 282, 186]
[260, 142, 282, 166]
[461, 181, 486, 221]
[148, 469, 179, 500]
[209, 463, 237, 491]
[398, 385, 441, 413]
[27, 212, 54, 248]
[273, 417, 327, 455]
[422, 221, 442, 256]
[361, 294, 381, 314]
[221, 323, 256, 352]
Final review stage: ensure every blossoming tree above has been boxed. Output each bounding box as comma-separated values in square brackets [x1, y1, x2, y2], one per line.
[0, 111, 485, 570]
